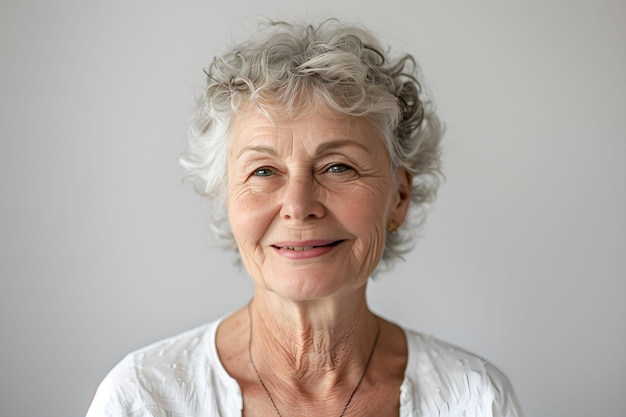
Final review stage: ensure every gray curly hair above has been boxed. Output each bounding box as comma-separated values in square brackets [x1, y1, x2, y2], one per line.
[180, 19, 443, 271]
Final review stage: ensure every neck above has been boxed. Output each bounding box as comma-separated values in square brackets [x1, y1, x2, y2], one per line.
[248, 288, 379, 393]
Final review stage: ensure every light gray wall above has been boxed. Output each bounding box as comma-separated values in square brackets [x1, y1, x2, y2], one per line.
[1, 1, 624, 416]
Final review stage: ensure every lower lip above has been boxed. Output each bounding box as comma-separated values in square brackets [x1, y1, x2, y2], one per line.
[272, 243, 340, 260]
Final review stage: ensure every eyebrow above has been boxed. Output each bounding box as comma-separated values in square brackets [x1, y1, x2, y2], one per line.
[237, 139, 370, 158]
[315, 139, 370, 155]
[236, 145, 278, 158]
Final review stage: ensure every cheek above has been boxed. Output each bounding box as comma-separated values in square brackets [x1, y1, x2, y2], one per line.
[333, 182, 393, 247]
[228, 187, 275, 245]
[336, 181, 394, 223]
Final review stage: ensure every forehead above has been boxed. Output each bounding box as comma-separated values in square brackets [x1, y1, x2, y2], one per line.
[229, 104, 380, 150]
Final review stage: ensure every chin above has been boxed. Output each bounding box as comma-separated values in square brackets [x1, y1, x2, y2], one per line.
[261, 268, 366, 302]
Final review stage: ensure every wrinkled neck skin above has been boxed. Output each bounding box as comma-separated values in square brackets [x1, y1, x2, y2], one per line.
[248, 286, 379, 395]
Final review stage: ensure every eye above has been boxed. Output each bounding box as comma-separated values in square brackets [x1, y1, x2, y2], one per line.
[327, 163, 352, 174]
[252, 167, 276, 177]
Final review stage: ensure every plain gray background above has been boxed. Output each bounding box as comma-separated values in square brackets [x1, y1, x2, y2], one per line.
[1, 1, 624, 416]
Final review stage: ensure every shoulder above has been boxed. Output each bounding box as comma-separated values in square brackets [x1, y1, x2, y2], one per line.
[86, 320, 229, 417]
[401, 328, 523, 417]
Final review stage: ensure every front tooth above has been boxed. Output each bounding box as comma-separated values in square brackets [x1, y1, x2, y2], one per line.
[286, 246, 314, 250]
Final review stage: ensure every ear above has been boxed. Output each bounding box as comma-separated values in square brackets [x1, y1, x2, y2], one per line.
[390, 166, 413, 226]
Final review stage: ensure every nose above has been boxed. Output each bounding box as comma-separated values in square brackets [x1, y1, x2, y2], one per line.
[279, 173, 325, 221]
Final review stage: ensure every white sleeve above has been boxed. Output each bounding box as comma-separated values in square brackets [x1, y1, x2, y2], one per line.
[84, 355, 146, 417]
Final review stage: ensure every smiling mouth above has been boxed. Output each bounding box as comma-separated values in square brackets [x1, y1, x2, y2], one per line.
[273, 241, 343, 251]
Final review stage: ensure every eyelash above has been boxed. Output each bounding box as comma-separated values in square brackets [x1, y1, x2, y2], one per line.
[326, 163, 352, 174]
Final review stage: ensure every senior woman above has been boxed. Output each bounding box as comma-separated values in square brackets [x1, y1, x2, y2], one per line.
[86, 19, 522, 417]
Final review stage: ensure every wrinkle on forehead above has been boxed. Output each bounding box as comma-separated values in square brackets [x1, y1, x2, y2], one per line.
[229, 104, 377, 157]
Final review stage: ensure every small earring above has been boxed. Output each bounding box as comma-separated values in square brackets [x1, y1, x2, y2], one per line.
[387, 220, 399, 234]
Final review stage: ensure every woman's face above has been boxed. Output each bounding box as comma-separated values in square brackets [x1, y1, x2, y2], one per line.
[227, 105, 411, 301]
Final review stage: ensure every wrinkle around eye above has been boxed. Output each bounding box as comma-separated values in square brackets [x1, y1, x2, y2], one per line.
[244, 170, 285, 194]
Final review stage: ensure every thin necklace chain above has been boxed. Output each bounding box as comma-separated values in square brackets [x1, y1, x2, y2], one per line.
[247, 303, 381, 417]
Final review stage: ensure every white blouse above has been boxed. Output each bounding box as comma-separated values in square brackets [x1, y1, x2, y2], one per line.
[86, 317, 522, 416]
